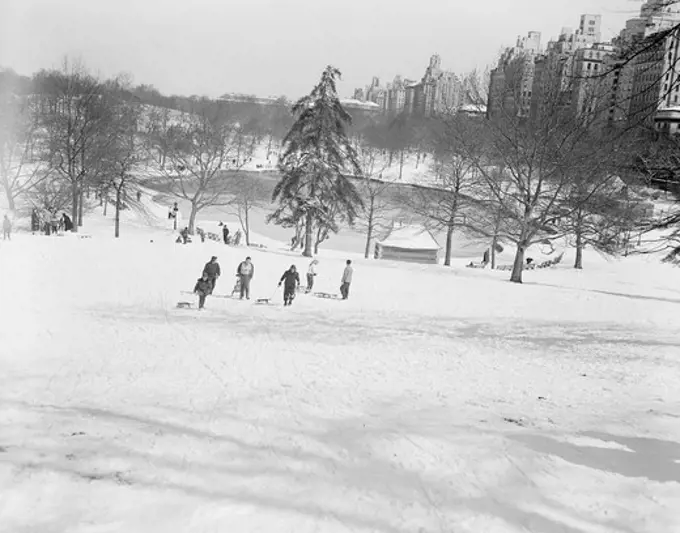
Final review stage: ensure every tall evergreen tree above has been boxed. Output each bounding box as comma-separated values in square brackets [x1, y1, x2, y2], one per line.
[271, 66, 363, 257]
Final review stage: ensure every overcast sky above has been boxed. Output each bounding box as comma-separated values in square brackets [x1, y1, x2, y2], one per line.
[0, 0, 642, 99]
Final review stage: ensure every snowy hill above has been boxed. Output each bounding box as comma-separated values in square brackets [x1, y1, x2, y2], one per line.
[0, 198, 679, 532]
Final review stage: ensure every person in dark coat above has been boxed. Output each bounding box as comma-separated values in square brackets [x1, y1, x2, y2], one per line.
[62, 213, 73, 232]
[222, 224, 230, 245]
[31, 209, 39, 233]
[236, 256, 254, 300]
[278, 265, 300, 306]
[202, 256, 221, 294]
[193, 273, 212, 309]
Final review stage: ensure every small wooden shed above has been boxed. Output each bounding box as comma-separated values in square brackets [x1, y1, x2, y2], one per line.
[374, 226, 441, 264]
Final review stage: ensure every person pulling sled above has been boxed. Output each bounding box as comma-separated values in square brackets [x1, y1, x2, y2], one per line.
[278, 265, 300, 306]
[202, 256, 221, 294]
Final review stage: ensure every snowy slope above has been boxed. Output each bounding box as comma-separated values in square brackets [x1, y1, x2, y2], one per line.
[0, 206, 679, 533]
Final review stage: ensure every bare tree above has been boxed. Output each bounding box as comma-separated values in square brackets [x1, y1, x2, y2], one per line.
[630, 127, 680, 261]
[462, 173, 513, 270]
[224, 174, 269, 246]
[143, 106, 174, 169]
[353, 139, 393, 258]
[399, 114, 481, 266]
[460, 60, 632, 282]
[152, 98, 253, 234]
[98, 82, 150, 238]
[26, 174, 71, 218]
[0, 91, 51, 211]
[35, 60, 114, 231]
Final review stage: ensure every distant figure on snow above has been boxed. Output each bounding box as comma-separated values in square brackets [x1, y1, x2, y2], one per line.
[31, 209, 40, 233]
[62, 213, 73, 232]
[233, 229, 242, 246]
[170, 202, 179, 230]
[306, 259, 318, 292]
[279, 265, 300, 306]
[340, 259, 353, 300]
[202, 256, 221, 294]
[194, 273, 212, 310]
[180, 227, 190, 244]
[3, 214, 12, 240]
[222, 223, 230, 245]
[236, 256, 255, 300]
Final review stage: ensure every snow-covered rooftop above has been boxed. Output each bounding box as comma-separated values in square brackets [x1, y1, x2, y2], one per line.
[378, 225, 441, 250]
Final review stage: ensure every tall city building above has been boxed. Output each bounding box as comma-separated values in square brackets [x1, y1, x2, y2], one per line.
[579, 14, 602, 43]
[628, 28, 680, 127]
[488, 31, 542, 118]
[353, 54, 462, 117]
[624, 0, 680, 128]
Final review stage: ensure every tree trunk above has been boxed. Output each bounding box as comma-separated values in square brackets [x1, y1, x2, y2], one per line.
[399, 150, 405, 180]
[303, 211, 313, 257]
[244, 205, 251, 246]
[2, 183, 16, 211]
[444, 224, 454, 266]
[188, 202, 198, 234]
[364, 200, 375, 259]
[491, 234, 498, 270]
[71, 182, 79, 233]
[78, 187, 84, 227]
[510, 243, 526, 283]
[266, 134, 273, 159]
[574, 230, 583, 269]
[103, 194, 108, 216]
[114, 185, 121, 238]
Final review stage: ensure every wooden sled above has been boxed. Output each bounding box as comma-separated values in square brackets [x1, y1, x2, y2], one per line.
[254, 297, 274, 305]
[176, 301, 193, 309]
[181, 290, 229, 299]
[314, 292, 341, 300]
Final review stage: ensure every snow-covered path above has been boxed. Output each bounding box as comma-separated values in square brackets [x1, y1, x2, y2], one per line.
[0, 232, 679, 532]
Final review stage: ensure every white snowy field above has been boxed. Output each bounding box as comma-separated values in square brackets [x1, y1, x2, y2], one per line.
[1, 213, 680, 533]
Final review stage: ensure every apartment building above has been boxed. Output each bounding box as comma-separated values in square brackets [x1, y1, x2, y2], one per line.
[487, 31, 542, 118]
[353, 54, 462, 117]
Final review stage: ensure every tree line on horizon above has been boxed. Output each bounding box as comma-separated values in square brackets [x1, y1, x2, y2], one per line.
[1, 55, 679, 283]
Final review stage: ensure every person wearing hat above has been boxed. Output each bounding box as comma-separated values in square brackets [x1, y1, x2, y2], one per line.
[202, 256, 221, 295]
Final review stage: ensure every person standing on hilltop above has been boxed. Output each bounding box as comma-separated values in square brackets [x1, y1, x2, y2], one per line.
[236, 256, 255, 300]
[340, 259, 353, 300]
[202, 256, 221, 295]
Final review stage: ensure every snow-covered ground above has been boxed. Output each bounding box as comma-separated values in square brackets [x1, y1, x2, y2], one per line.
[0, 199, 679, 533]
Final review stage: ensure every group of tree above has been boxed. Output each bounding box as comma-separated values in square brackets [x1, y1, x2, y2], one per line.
[264, 55, 671, 284]
[4, 32, 680, 280]
[0, 61, 285, 240]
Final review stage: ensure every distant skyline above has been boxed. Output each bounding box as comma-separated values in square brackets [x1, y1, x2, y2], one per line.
[0, 0, 640, 100]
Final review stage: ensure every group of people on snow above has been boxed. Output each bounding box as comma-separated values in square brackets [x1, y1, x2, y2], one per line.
[192, 255, 354, 309]
[218, 222, 242, 246]
[30, 208, 74, 236]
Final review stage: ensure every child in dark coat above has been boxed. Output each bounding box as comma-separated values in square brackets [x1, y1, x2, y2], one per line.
[194, 273, 212, 309]
[278, 265, 300, 306]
